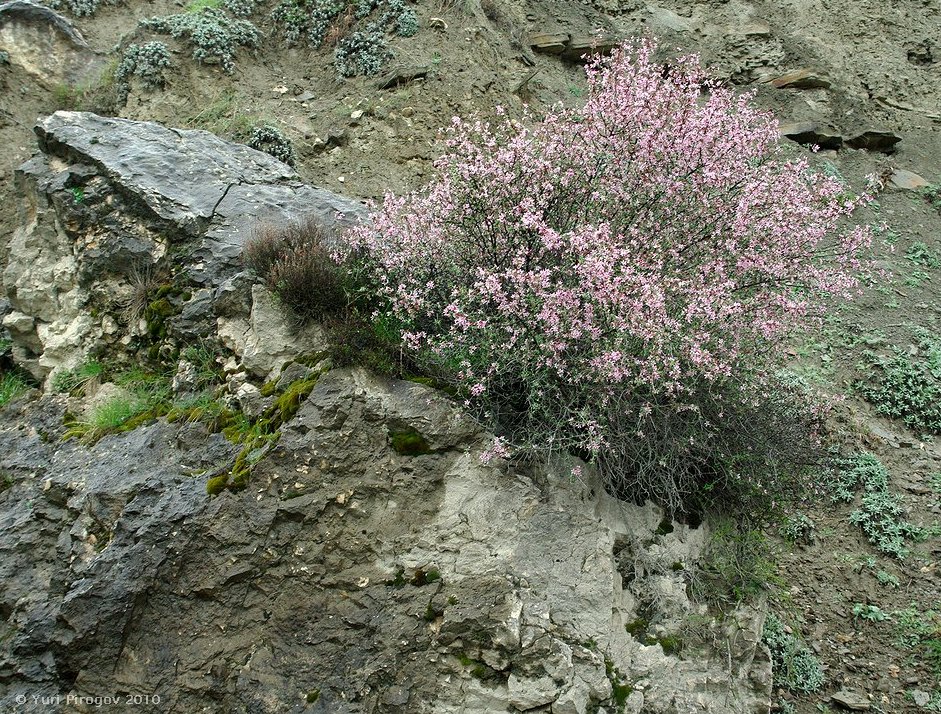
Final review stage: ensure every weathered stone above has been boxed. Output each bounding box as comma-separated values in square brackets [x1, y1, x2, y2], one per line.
[217, 284, 327, 381]
[779, 121, 843, 150]
[561, 35, 620, 62]
[529, 31, 570, 54]
[831, 689, 872, 710]
[2, 112, 367, 377]
[733, 20, 772, 37]
[377, 64, 430, 89]
[0, 0, 106, 85]
[648, 6, 693, 32]
[171, 359, 201, 397]
[234, 381, 269, 419]
[769, 68, 832, 89]
[888, 168, 930, 190]
[78, 381, 129, 419]
[845, 130, 902, 153]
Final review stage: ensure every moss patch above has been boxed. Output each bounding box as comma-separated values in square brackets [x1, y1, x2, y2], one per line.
[389, 426, 431, 456]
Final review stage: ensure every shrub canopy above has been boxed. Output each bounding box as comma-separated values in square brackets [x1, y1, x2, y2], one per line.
[345, 38, 872, 514]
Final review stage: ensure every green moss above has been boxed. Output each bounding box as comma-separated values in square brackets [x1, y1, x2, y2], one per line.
[259, 380, 279, 397]
[206, 474, 230, 495]
[117, 402, 169, 431]
[658, 635, 683, 655]
[272, 375, 319, 422]
[389, 427, 431, 456]
[625, 618, 648, 638]
[305, 689, 320, 704]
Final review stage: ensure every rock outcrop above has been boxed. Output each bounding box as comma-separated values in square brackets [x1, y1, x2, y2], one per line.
[0, 114, 773, 713]
[1, 111, 366, 381]
[0, 0, 104, 86]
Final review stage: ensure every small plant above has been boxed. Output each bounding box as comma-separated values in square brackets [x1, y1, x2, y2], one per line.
[270, 0, 417, 75]
[223, 0, 257, 16]
[825, 453, 921, 558]
[52, 362, 104, 395]
[46, 0, 115, 17]
[852, 603, 890, 623]
[905, 241, 941, 268]
[762, 613, 824, 693]
[856, 329, 941, 434]
[69, 186, 85, 204]
[142, 9, 259, 74]
[875, 570, 900, 588]
[894, 605, 941, 672]
[0, 372, 29, 407]
[51, 83, 87, 110]
[930, 472, 941, 493]
[115, 42, 172, 104]
[780, 513, 815, 544]
[185, 0, 222, 11]
[183, 89, 258, 139]
[690, 521, 779, 607]
[246, 124, 297, 167]
[243, 217, 347, 325]
[920, 184, 941, 214]
[335, 27, 391, 76]
[64, 395, 149, 443]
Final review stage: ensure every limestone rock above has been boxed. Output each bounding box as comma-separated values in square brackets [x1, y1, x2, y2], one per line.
[769, 68, 832, 89]
[217, 284, 327, 381]
[0, 368, 773, 713]
[888, 168, 929, 190]
[377, 65, 430, 89]
[831, 689, 872, 710]
[0, 0, 106, 85]
[2, 112, 367, 377]
[845, 130, 901, 153]
[529, 31, 570, 54]
[779, 121, 843, 150]
[561, 35, 620, 62]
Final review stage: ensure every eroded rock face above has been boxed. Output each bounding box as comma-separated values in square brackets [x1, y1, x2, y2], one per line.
[0, 112, 366, 381]
[0, 113, 771, 713]
[0, 0, 105, 86]
[0, 369, 772, 713]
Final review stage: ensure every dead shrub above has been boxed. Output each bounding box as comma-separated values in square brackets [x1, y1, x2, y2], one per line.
[242, 217, 347, 325]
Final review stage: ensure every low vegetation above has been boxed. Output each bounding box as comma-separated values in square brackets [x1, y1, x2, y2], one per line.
[824, 453, 923, 558]
[855, 327, 941, 434]
[762, 613, 825, 693]
[142, 9, 260, 73]
[115, 42, 172, 104]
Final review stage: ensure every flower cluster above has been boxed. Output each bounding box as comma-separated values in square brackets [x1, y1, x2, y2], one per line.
[345, 38, 872, 511]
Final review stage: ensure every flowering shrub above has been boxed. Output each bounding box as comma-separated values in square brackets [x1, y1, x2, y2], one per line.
[345, 38, 873, 515]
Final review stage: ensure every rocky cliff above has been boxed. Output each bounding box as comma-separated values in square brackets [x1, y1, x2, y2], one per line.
[0, 112, 772, 713]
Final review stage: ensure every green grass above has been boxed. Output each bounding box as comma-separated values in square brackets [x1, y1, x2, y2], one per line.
[52, 361, 103, 394]
[64, 395, 151, 443]
[185, 0, 222, 12]
[0, 372, 30, 407]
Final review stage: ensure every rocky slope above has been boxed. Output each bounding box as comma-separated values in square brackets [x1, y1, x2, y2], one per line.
[1, 0, 940, 711]
[0, 112, 771, 713]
